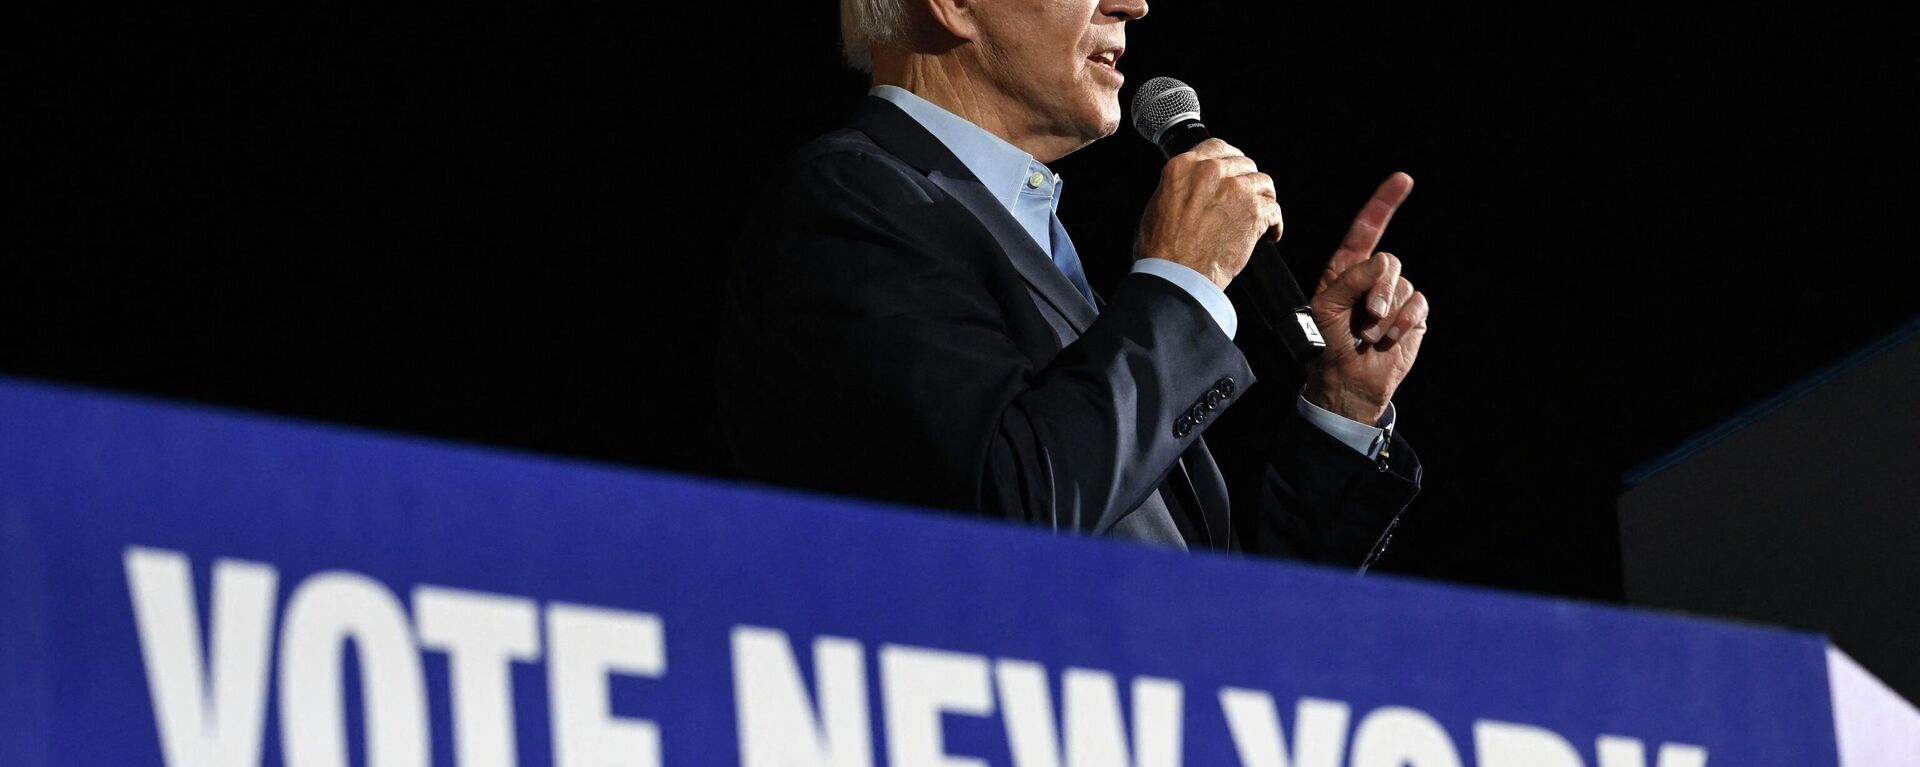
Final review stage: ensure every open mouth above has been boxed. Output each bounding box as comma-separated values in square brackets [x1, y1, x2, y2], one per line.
[1087, 47, 1123, 71]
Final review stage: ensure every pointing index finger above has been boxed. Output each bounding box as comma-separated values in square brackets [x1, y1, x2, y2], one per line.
[1324, 172, 1414, 285]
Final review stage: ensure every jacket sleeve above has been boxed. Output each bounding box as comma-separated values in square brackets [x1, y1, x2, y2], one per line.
[1208, 288, 1425, 568]
[717, 147, 1251, 536]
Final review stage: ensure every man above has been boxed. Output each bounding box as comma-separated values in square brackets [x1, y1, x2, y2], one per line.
[716, 0, 1430, 567]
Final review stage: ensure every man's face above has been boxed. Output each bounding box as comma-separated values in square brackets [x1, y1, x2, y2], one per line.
[970, 0, 1142, 152]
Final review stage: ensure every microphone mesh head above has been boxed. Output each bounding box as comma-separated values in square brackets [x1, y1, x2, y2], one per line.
[1130, 77, 1202, 145]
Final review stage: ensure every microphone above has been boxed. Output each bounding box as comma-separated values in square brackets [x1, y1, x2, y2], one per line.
[1131, 77, 1326, 365]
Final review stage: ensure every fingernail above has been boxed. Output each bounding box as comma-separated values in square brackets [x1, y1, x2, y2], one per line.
[1370, 297, 1389, 317]
[1362, 325, 1383, 344]
[1385, 325, 1403, 342]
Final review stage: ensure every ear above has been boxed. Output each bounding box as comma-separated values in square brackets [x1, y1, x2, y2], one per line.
[923, 0, 982, 43]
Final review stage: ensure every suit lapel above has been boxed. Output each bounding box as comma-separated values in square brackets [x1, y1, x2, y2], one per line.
[852, 97, 1097, 336]
[929, 174, 1096, 335]
[851, 96, 1228, 550]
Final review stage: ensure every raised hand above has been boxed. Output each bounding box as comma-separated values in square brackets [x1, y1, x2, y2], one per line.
[1304, 173, 1429, 424]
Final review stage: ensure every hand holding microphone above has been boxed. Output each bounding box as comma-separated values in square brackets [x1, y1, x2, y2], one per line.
[1132, 77, 1429, 424]
[1132, 77, 1326, 364]
[1133, 137, 1283, 293]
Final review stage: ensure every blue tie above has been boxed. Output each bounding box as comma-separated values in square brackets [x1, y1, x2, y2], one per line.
[1049, 212, 1097, 309]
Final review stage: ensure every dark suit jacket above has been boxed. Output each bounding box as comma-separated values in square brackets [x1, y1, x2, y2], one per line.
[717, 96, 1420, 567]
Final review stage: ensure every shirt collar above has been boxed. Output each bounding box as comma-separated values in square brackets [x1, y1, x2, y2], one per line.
[870, 85, 1063, 213]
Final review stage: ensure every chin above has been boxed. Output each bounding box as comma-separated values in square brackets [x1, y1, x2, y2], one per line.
[1067, 91, 1121, 138]
[1045, 92, 1122, 152]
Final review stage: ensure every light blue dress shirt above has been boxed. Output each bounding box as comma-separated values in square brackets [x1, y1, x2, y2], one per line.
[870, 85, 1395, 459]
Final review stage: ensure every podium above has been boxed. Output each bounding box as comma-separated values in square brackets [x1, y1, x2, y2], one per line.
[1622, 318, 1920, 708]
[3, 375, 1913, 765]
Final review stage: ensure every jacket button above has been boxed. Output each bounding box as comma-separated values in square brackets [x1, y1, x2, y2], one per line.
[1205, 389, 1223, 409]
[1174, 417, 1194, 438]
[1189, 403, 1208, 422]
[1216, 377, 1236, 398]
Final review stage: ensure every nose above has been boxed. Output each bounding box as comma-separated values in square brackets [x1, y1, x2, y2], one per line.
[1101, 0, 1146, 22]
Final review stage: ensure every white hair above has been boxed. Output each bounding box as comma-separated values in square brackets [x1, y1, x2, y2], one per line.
[840, 0, 911, 74]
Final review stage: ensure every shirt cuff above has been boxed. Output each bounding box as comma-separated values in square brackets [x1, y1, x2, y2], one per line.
[1296, 393, 1397, 460]
[1130, 259, 1237, 339]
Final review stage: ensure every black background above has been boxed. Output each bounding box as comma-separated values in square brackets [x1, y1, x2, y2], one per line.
[12, 4, 1916, 600]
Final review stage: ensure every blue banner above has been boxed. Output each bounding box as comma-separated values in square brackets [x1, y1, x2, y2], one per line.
[1, 376, 1840, 765]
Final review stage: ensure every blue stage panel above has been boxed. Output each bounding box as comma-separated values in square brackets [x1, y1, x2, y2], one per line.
[1, 376, 1842, 765]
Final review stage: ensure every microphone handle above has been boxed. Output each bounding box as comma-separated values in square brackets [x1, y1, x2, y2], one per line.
[1156, 120, 1326, 365]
